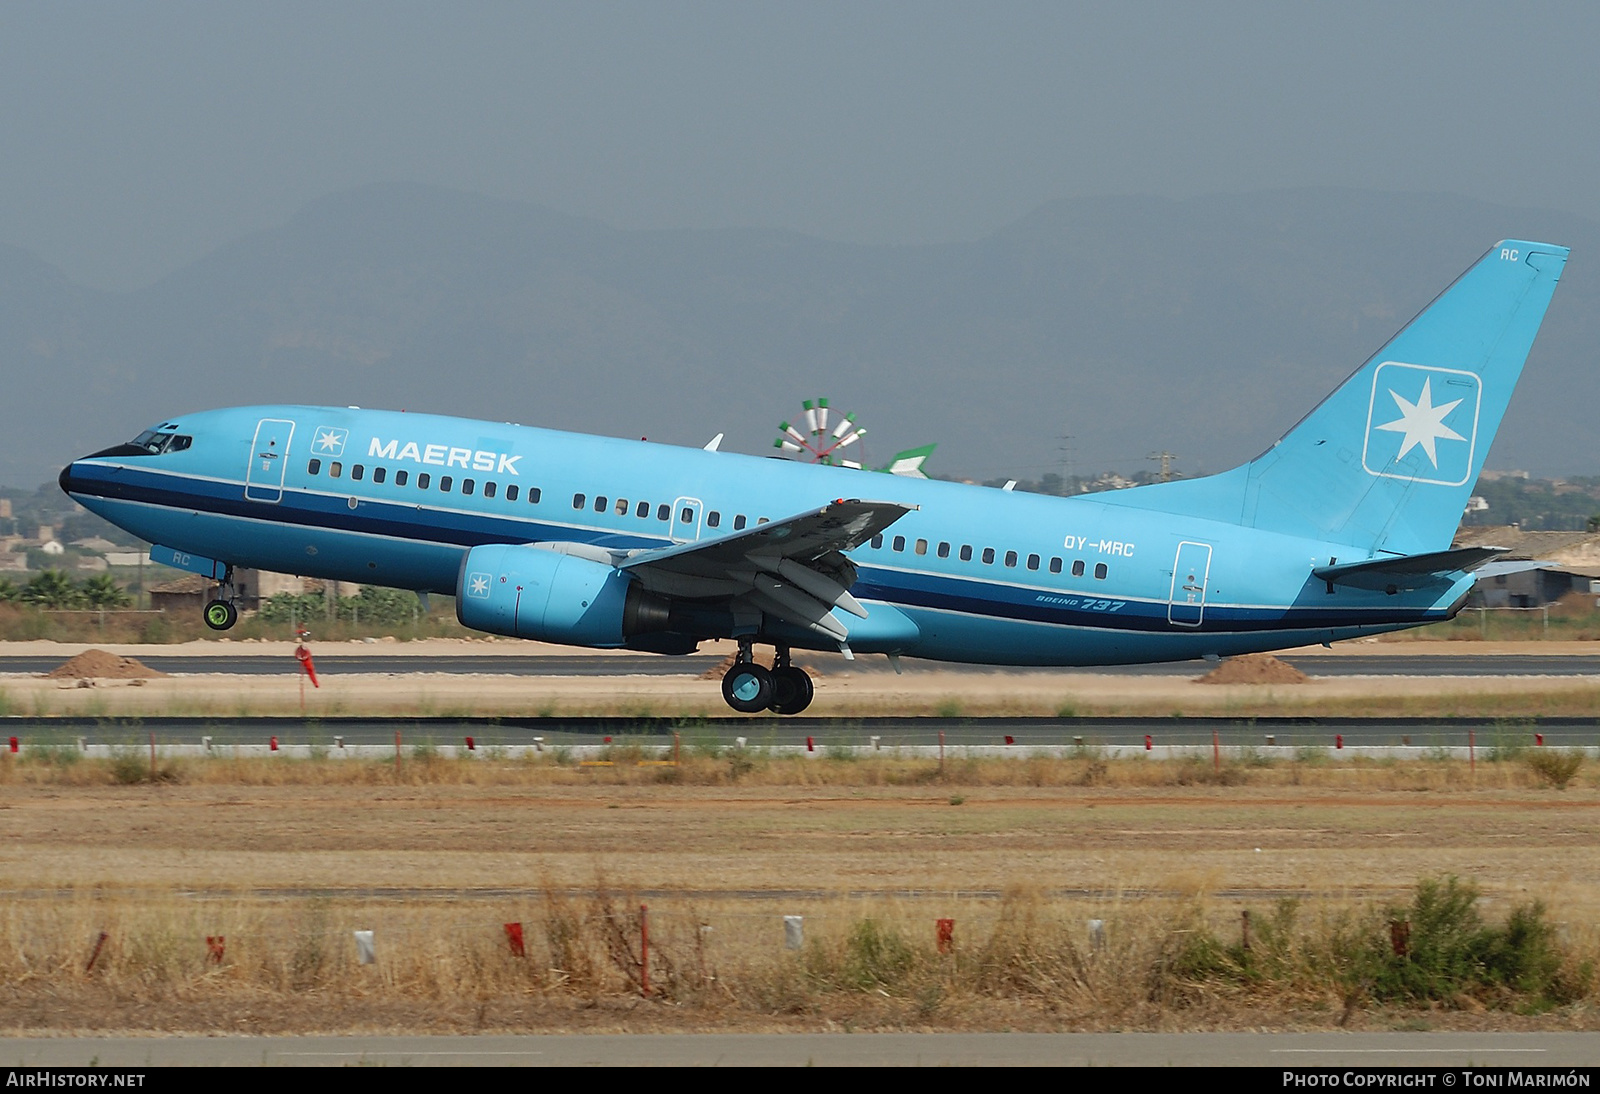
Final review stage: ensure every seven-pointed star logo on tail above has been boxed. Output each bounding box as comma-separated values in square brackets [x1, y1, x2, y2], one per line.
[1373, 377, 1465, 468]
[1361, 362, 1480, 486]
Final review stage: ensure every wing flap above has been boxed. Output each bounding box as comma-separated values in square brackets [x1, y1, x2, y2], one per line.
[620, 498, 914, 642]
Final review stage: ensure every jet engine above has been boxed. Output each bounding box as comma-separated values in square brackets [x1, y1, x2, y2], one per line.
[455, 543, 670, 646]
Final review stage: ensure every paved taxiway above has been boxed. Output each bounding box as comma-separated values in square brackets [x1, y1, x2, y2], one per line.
[4, 713, 1595, 748]
[3, 1032, 1597, 1066]
[4, 651, 1600, 676]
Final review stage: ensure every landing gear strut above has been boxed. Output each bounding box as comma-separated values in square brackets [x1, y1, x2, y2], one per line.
[202, 568, 239, 631]
[720, 640, 815, 715]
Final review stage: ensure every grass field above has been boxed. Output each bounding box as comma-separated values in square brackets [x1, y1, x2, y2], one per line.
[4, 749, 1600, 1034]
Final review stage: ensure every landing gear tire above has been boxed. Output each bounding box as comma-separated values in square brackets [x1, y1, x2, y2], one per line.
[203, 599, 238, 631]
[722, 662, 775, 713]
[769, 666, 814, 715]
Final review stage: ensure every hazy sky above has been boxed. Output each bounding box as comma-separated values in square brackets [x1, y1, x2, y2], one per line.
[3, 1, 1599, 291]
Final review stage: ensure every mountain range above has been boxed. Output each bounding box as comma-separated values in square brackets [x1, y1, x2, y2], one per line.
[5, 183, 1597, 490]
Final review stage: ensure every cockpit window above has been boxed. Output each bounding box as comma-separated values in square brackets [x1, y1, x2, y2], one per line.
[129, 430, 192, 455]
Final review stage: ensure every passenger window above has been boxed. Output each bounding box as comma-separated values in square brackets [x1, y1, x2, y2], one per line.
[1049, 557, 1062, 574]
[707, 511, 721, 528]
[439, 476, 453, 492]
[937, 542, 950, 559]
[484, 482, 496, 498]
[636, 500, 648, 518]
[735, 515, 747, 530]
[1027, 553, 1040, 571]
[462, 479, 475, 496]
[657, 504, 670, 521]
[982, 548, 995, 565]
[574, 494, 586, 509]
[1004, 550, 1018, 568]
[595, 496, 608, 513]
[396, 470, 409, 487]
[960, 545, 973, 562]
[681, 506, 694, 523]
[505, 484, 517, 501]
[915, 539, 928, 556]
[757, 517, 769, 524]
[892, 536, 905, 552]
[351, 465, 364, 481]
[329, 462, 342, 478]
[1071, 560, 1084, 577]
[1094, 563, 1107, 580]
[307, 459, 321, 475]
[871, 534, 883, 549]
[417, 473, 430, 489]
[616, 498, 628, 515]
[373, 467, 386, 484]
[529, 488, 541, 504]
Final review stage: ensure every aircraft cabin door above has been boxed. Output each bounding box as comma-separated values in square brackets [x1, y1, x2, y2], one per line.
[671, 497, 703, 543]
[245, 418, 296, 503]
[1167, 541, 1213, 627]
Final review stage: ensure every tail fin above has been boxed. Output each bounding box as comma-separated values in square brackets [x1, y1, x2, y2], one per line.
[1106, 241, 1568, 555]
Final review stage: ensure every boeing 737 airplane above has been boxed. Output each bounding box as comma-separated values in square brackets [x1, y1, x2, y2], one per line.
[59, 241, 1568, 714]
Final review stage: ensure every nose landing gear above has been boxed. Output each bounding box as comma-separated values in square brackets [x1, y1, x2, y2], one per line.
[720, 640, 815, 715]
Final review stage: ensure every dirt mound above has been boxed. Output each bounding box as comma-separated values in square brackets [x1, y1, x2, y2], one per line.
[44, 649, 168, 680]
[1196, 653, 1309, 685]
[699, 652, 823, 680]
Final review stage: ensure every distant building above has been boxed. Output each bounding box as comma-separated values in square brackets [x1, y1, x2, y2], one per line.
[70, 537, 119, 554]
[1454, 526, 1600, 608]
[146, 569, 352, 616]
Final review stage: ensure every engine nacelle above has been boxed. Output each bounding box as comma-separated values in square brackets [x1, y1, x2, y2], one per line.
[456, 543, 670, 647]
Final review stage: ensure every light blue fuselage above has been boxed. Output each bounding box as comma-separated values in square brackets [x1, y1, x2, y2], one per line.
[66, 404, 1467, 664]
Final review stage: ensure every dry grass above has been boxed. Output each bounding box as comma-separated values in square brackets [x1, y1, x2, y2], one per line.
[3, 881, 1597, 1034]
[0, 746, 1593, 792]
[7, 741, 1600, 1032]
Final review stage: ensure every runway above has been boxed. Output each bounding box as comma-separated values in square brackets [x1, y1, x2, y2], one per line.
[5, 650, 1600, 677]
[3, 713, 1593, 748]
[2, 1031, 1596, 1066]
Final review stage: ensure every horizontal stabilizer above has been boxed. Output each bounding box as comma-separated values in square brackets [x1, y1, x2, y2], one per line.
[1313, 546, 1507, 591]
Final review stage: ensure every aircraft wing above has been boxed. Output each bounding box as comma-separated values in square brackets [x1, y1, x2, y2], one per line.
[618, 498, 915, 643]
[1312, 546, 1508, 591]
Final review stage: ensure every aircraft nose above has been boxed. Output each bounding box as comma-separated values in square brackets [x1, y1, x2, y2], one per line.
[59, 460, 80, 497]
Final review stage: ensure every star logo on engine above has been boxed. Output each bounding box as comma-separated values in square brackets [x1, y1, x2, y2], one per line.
[466, 572, 491, 598]
[1361, 362, 1480, 487]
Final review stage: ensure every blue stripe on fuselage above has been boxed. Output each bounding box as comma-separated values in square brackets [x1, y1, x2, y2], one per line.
[66, 458, 1454, 642]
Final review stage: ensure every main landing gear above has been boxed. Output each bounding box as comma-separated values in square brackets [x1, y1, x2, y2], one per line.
[202, 568, 239, 631]
[721, 640, 815, 715]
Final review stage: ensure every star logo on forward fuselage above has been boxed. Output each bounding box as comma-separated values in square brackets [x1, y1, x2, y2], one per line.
[312, 427, 348, 456]
[1361, 362, 1480, 487]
